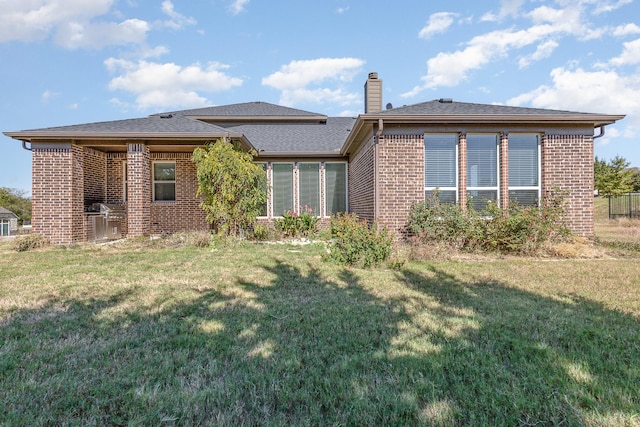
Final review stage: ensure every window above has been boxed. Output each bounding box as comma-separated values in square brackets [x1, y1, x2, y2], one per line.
[272, 163, 294, 216]
[425, 134, 458, 204]
[467, 134, 499, 211]
[0, 219, 9, 236]
[325, 162, 347, 215]
[299, 163, 320, 215]
[153, 162, 176, 201]
[508, 134, 540, 206]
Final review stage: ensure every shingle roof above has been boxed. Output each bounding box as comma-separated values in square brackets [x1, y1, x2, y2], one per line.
[161, 102, 326, 118]
[0, 207, 18, 218]
[228, 117, 355, 153]
[379, 99, 604, 116]
[16, 114, 229, 135]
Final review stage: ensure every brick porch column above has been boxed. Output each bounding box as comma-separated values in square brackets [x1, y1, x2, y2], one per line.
[31, 144, 84, 245]
[127, 143, 151, 237]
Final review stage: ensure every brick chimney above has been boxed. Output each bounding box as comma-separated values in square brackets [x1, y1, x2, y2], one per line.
[364, 72, 382, 113]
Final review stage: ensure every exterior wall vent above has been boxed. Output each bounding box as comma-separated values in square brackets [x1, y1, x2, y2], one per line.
[438, 98, 453, 103]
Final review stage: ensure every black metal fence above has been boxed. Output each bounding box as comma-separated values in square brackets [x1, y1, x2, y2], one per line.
[609, 193, 640, 219]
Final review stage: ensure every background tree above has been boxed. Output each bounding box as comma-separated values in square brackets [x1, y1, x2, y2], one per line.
[0, 187, 31, 224]
[630, 167, 640, 192]
[594, 155, 634, 196]
[192, 140, 267, 236]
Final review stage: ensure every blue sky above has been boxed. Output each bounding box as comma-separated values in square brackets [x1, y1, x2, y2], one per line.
[1, 0, 639, 195]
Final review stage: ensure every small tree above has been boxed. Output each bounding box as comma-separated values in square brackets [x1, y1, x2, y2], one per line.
[192, 140, 267, 236]
[594, 155, 634, 196]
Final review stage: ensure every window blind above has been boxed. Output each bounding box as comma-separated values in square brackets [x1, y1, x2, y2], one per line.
[298, 163, 320, 215]
[272, 163, 293, 216]
[325, 163, 347, 214]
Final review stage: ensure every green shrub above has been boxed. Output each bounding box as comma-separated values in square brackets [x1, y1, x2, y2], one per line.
[274, 206, 319, 238]
[11, 234, 49, 252]
[250, 223, 276, 241]
[324, 213, 392, 267]
[407, 191, 570, 255]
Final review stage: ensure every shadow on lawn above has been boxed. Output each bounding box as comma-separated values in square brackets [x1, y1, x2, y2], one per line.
[1, 258, 638, 425]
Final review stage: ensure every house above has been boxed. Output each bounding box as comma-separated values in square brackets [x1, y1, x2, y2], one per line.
[3, 73, 625, 244]
[0, 207, 19, 237]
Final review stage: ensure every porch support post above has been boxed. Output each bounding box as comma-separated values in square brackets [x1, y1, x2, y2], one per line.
[127, 143, 151, 237]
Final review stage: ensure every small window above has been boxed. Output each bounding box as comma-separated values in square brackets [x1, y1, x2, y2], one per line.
[0, 219, 9, 236]
[153, 162, 176, 201]
[325, 162, 347, 215]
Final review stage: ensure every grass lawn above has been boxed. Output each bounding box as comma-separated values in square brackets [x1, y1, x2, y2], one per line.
[0, 236, 639, 426]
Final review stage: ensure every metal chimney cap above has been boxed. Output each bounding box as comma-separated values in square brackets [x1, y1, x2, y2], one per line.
[438, 98, 453, 103]
[368, 72, 378, 79]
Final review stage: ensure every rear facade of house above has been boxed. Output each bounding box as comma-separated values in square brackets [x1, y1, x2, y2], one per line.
[4, 73, 624, 244]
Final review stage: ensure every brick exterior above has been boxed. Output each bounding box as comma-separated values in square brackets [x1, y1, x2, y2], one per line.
[150, 153, 208, 234]
[31, 144, 84, 245]
[375, 135, 424, 236]
[348, 135, 375, 224]
[542, 134, 595, 237]
[127, 143, 151, 237]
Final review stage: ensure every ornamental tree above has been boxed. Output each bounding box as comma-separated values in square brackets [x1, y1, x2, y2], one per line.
[594, 155, 634, 196]
[192, 140, 267, 236]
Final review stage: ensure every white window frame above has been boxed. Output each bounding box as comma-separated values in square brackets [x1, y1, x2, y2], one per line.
[508, 134, 542, 207]
[0, 219, 9, 236]
[152, 161, 176, 202]
[424, 133, 459, 204]
[323, 161, 348, 217]
[466, 134, 500, 210]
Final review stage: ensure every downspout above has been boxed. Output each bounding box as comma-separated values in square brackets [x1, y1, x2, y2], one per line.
[374, 119, 383, 220]
[22, 140, 32, 151]
[593, 125, 605, 139]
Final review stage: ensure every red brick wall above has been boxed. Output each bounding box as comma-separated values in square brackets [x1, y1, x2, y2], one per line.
[83, 148, 107, 204]
[150, 153, 208, 234]
[127, 143, 151, 237]
[542, 134, 595, 237]
[106, 153, 127, 204]
[31, 144, 84, 245]
[348, 135, 376, 224]
[376, 134, 424, 235]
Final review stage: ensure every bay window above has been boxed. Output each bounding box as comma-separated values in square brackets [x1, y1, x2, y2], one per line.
[272, 163, 294, 216]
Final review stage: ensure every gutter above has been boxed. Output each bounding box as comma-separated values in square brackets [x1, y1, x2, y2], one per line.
[593, 125, 605, 139]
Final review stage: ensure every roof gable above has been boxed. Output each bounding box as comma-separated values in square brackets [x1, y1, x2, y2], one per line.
[162, 102, 326, 119]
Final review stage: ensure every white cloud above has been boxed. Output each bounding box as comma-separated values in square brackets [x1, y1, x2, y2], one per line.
[508, 66, 638, 140]
[159, 0, 196, 30]
[0, 0, 151, 48]
[229, 0, 249, 15]
[609, 38, 640, 66]
[519, 39, 559, 68]
[402, 1, 622, 97]
[105, 58, 243, 110]
[55, 18, 149, 49]
[418, 12, 457, 39]
[262, 58, 365, 106]
[612, 23, 640, 37]
[336, 7, 350, 15]
[591, 0, 633, 14]
[41, 90, 60, 103]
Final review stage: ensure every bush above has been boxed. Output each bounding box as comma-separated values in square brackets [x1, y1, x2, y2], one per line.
[274, 206, 319, 238]
[407, 191, 570, 255]
[11, 234, 49, 252]
[324, 213, 392, 267]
